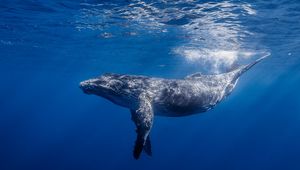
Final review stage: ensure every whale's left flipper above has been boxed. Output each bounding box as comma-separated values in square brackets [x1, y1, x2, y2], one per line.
[143, 136, 152, 156]
[130, 94, 153, 159]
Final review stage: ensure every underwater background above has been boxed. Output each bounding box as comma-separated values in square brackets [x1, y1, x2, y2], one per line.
[1, 0, 300, 169]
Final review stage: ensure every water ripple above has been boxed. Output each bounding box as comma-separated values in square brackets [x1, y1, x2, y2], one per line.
[76, 0, 269, 73]
[1, 0, 299, 73]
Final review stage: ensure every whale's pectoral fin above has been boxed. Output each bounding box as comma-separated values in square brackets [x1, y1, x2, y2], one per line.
[143, 136, 152, 156]
[130, 94, 153, 159]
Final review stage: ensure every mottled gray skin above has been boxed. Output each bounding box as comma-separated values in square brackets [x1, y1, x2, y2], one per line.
[79, 56, 266, 159]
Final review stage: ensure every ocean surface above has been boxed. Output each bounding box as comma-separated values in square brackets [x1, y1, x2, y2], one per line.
[1, 0, 300, 169]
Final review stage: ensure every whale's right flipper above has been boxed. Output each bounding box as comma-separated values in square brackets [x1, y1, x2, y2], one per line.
[130, 93, 153, 159]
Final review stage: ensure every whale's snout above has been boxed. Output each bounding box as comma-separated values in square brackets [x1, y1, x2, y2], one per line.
[80, 74, 122, 97]
[79, 79, 97, 94]
[79, 77, 110, 95]
[79, 81, 87, 89]
[79, 81, 89, 94]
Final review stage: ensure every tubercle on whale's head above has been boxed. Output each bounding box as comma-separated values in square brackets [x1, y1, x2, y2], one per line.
[79, 73, 124, 97]
[80, 73, 132, 107]
[79, 78, 100, 95]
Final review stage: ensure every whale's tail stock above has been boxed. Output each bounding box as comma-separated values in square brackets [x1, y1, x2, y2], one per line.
[232, 52, 270, 79]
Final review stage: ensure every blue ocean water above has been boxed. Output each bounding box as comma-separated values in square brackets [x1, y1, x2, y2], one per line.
[1, 0, 300, 169]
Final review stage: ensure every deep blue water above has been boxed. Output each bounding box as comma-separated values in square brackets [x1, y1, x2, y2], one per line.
[1, 0, 300, 169]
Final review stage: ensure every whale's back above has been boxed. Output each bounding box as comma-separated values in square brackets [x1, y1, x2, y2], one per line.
[183, 55, 268, 105]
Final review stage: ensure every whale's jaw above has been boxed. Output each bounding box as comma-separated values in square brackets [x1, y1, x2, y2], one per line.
[79, 80, 92, 94]
[79, 79, 99, 95]
[79, 78, 112, 96]
[79, 75, 133, 109]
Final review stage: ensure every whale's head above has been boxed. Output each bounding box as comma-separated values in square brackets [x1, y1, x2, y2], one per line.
[80, 73, 130, 106]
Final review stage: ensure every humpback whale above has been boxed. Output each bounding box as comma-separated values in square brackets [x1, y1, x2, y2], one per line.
[79, 56, 266, 159]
